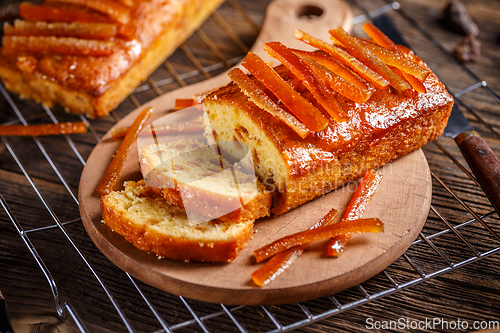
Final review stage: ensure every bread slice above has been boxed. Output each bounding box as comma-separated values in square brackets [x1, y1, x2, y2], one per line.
[101, 180, 254, 262]
[0, 0, 223, 118]
[203, 60, 453, 215]
[140, 138, 272, 223]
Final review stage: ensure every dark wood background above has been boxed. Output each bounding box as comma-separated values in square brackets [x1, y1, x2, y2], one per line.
[0, 0, 499, 332]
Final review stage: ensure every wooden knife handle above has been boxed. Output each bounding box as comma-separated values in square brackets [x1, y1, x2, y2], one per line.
[456, 131, 500, 214]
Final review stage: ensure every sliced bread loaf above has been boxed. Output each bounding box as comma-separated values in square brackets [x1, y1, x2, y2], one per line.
[100, 180, 254, 262]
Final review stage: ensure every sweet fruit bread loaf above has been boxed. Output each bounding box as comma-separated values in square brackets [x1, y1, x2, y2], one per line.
[100, 24, 453, 263]
[203, 25, 454, 215]
[101, 180, 254, 262]
[0, 0, 223, 118]
[140, 138, 272, 223]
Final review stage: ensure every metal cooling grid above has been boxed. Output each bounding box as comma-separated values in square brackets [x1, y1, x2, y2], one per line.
[1, 0, 499, 331]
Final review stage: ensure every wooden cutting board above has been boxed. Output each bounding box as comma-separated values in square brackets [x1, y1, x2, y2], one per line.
[79, 0, 432, 305]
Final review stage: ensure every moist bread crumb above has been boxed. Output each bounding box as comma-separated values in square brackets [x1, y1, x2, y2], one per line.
[140, 138, 272, 223]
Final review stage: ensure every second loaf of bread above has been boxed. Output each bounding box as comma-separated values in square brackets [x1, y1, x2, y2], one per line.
[0, 0, 224, 118]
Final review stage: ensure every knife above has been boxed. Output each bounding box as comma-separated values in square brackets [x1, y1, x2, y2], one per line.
[373, 15, 500, 215]
[0, 290, 14, 333]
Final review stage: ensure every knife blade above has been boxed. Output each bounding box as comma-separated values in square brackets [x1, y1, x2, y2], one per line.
[373, 15, 500, 215]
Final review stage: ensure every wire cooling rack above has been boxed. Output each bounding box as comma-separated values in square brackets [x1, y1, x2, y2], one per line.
[1, 0, 499, 332]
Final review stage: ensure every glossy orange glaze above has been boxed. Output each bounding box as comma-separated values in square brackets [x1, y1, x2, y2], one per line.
[207, 61, 453, 177]
[0, 0, 187, 97]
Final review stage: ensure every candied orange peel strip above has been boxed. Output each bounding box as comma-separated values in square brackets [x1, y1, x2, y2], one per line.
[228, 67, 310, 139]
[4, 19, 117, 40]
[2, 36, 117, 56]
[110, 127, 130, 139]
[362, 22, 429, 93]
[362, 22, 397, 51]
[292, 49, 374, 94]
[241, 52, 328, 132]
[301, 57, 371, 104]
[360, 40, 429, 81]
[46, 0, 131, 24]
[251, 246, 303, 287]
[0, 122, 87, 136]
[19, 3, 110, 24]
[327, 169, 383, 257]
[329, 27, 410, 92]
[327, 234, 350, 257]
[402, 72, 426, 93]
[343, 169, 383, 221]
[295, 29, 390, 90]
[254, 218, 383, 263]
[251, 208, 341, 286]
[390, 66, 426, 94]
[96, 107, 153, 196]
[263, 42, 348, 123]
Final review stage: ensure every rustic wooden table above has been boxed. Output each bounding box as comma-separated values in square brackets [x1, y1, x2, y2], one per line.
[0, 0, 499, 332]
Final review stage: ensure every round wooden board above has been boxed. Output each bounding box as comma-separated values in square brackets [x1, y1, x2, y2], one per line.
[79, 0, 432, 305]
